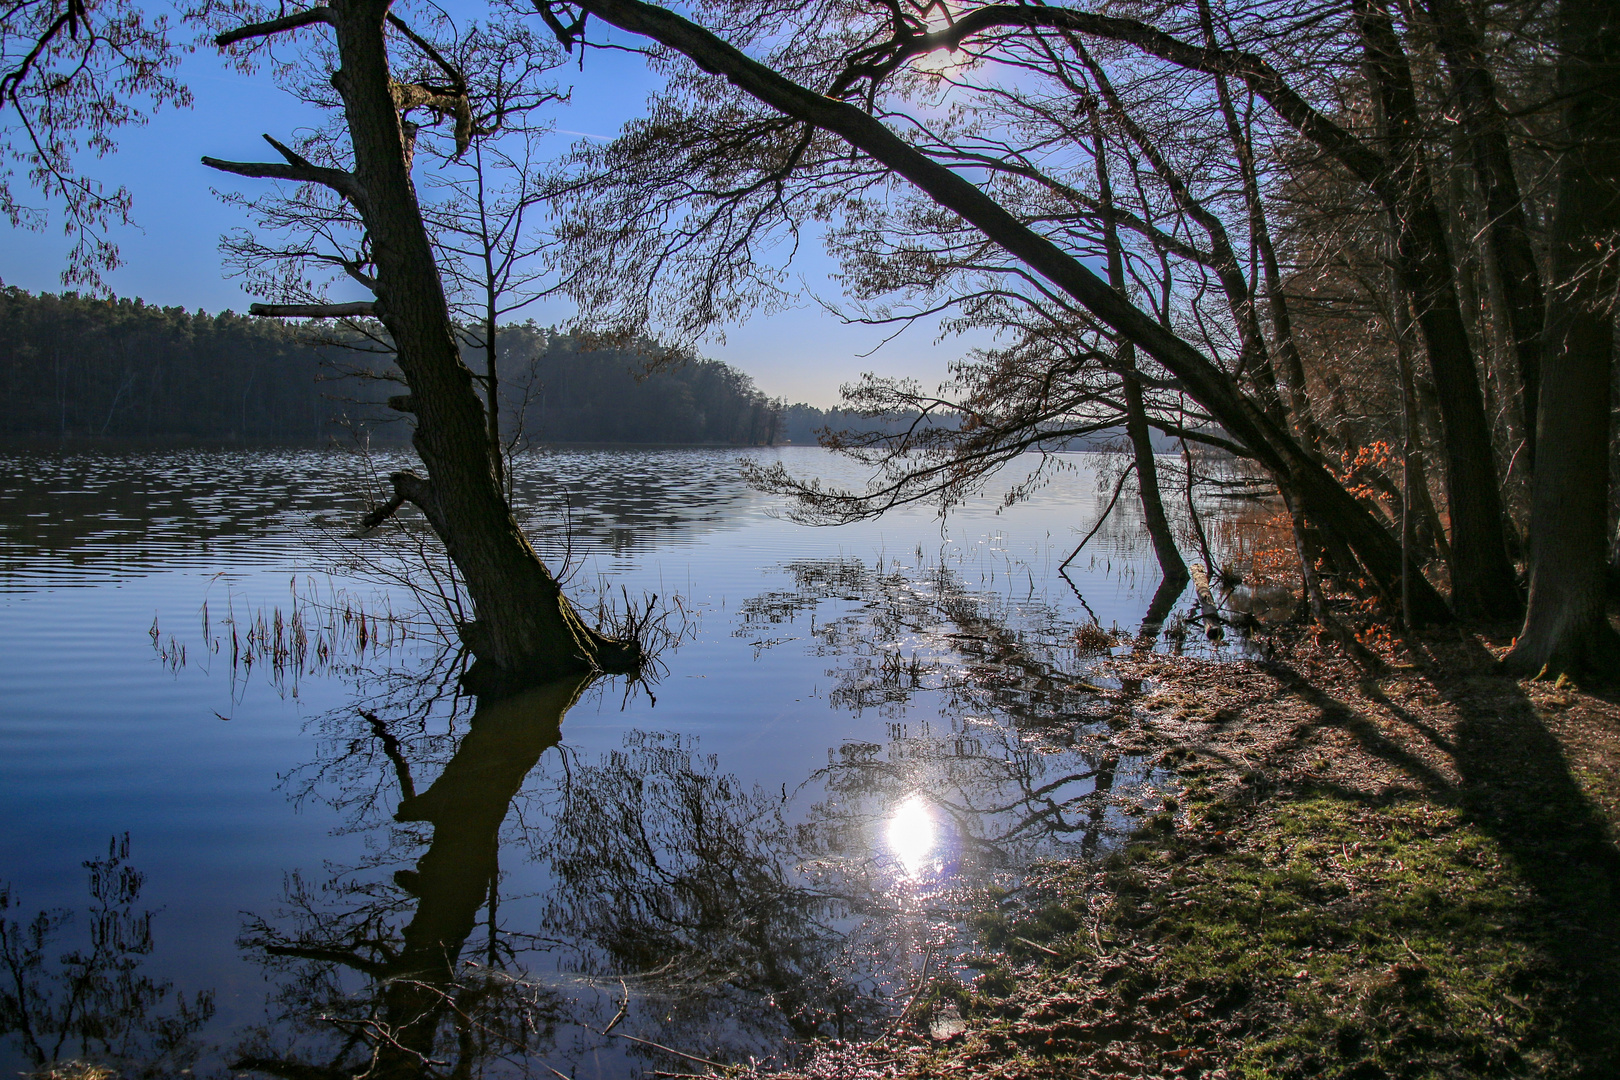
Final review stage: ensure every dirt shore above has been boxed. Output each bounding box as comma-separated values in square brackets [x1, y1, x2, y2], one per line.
[769, 627, 1620, 1079]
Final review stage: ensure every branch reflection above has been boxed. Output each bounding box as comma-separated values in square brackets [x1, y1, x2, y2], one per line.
[233, 554, 1168, 1079]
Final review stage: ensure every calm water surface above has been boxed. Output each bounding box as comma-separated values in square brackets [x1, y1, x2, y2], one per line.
[0, 446, 1221, 1079]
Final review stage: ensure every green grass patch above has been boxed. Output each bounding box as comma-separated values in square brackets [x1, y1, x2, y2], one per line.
[966, 791, 1613, 1078]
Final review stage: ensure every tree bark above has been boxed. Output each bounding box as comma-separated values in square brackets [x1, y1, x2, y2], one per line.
[216, 0, 637, 687]
[1501, 0, 1620, 680]
[554, 0, 1453, 624]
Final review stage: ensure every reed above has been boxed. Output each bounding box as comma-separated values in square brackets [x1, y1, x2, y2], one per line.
[150, 578, 414, 692]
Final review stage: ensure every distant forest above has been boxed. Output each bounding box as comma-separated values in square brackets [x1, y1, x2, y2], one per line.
[0, 288, 861, 446]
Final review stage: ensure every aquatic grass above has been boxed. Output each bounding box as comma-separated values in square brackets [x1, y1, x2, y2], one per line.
[149, 578, 416, 694]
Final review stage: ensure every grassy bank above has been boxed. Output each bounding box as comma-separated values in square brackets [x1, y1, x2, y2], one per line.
[776, 631, 1620, 1079]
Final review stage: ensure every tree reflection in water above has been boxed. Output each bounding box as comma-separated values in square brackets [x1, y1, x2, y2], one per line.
[230, 555, 1166, 1079]
[0, 836, 215, 1080]
[741, 558, 1156, 866]
[235, 675, 587, 1080]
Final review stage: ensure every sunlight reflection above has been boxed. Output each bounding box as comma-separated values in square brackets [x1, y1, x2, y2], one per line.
[887, 794, 937, 877]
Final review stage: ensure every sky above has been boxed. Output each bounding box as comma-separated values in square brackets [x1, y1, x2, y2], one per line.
[2, 16, 962, 409]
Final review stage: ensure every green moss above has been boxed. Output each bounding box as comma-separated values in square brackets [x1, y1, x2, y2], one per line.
[976, 791, 1610, 1078]
[1126, 797, 1561, 1075]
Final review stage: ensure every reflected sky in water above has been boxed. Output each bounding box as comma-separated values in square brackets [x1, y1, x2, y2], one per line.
[0, 446, 1233, 1079]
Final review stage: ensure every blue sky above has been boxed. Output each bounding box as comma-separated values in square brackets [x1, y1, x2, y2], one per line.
[2, 14, 962, 408]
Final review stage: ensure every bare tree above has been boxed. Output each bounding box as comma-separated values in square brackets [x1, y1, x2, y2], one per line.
[419, 18, 562, 489]
[533, 0, 1455, 623]
[198, 0, 639, 688]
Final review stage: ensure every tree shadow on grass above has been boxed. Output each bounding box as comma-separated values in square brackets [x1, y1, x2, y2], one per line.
[1428, 638, 1620, 1073]
[1263, 637, 1620, 1074]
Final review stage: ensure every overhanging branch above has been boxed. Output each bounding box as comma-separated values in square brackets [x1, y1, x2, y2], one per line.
[360, 471, 444, 536]
[829, 3, 1390, 192]
[542, 0, 1452, 621]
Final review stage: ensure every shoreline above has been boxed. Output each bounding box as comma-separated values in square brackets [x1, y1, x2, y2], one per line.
[759, 626, 1620, 1079]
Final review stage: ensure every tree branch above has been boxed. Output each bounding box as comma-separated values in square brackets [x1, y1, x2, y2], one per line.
[261, 944, 391, 979]
[386, 13, 465, 90]
[828, 3, 1391, 192]
[215, 7, 334, 48]
[261, 133, 318, 171]
[249, 301, 377, 318]
[201, 154, 363, 203]
[360, 470, 443, 535]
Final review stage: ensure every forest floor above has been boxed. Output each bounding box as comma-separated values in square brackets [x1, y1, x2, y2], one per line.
[767, 623, 1620, 1079]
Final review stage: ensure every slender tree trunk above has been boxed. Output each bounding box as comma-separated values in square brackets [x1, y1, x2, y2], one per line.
[1196, 0, 1322, 452]
[1502, 0, 1620, 680]
[477, 140, 506, 492]
[1420, 0, 1545, 472]
[1355, 0, 1522, 620]
[485, 300, 502, 490]
[1123, 373, 1187, 587]
[326, 0, 634, 684]
[1393, 317, 1452, 566]
[1080, 47, 1286, 426]
[1089, 98, 1189, 594]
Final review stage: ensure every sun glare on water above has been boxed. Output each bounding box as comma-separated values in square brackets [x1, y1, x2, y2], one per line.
[887, 795, 937, 877]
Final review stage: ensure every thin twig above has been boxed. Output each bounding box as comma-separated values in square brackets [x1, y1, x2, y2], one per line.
[606, 1032, 726, 1068]
[873, 945, 934, 1043]
[1014, 935, 1061, 957]
[1060, 460, 1137, 572]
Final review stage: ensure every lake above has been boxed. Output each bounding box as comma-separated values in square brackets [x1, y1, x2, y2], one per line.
[0, 446, 1229, 1079]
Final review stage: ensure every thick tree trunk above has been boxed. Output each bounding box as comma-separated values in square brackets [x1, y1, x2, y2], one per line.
[1502, 0, 1620, 680]
[1355, 0, 1522, 621]
[325, 0, 634, 685]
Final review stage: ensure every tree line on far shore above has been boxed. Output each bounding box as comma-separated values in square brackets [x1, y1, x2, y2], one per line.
[0, 288, 846, 446]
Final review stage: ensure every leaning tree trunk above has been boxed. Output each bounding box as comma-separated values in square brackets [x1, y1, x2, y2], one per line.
[212, 0, 636, 688]
[1501, 0, 1620, 680]
[559, 0, 1454, 624]
[335, 3, 632, 682]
